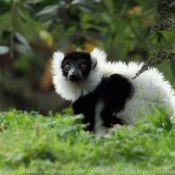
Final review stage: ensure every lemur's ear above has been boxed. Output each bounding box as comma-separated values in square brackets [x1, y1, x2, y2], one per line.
[52, 51, 64, 75]
[90, 47, 107, 68]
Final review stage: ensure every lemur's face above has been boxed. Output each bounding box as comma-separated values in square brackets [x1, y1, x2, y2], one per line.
[61, 52, 92, 82]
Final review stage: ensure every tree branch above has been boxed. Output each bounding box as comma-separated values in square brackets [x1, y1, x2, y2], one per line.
[10, 0, 17, 59]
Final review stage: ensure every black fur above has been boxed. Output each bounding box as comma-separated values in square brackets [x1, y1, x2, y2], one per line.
[72, 74, 134, 131]
[61, 52, 92, 82]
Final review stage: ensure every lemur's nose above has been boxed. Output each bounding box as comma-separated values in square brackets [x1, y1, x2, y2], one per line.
[70, 72, 77, 79]
[69, 72, 79, 82]
[68, 70, 83, 82]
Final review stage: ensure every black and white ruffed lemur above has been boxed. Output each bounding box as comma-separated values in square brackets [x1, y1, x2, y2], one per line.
[52, 48, 175, 134]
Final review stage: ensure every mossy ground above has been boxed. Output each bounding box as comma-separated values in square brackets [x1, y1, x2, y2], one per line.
[0, 108, 175, 175]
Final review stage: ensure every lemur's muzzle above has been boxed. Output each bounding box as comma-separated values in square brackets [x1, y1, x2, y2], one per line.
[68, 67, 83, 82]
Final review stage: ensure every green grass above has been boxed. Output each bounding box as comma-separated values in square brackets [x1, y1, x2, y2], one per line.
[0, 108, 175, 175]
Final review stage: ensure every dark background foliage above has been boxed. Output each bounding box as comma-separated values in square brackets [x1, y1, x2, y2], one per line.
[0, 0, 175, 114]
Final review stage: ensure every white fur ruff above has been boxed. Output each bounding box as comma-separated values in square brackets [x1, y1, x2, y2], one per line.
[52, 48, 106, 102]
[52, 48, 175, 122]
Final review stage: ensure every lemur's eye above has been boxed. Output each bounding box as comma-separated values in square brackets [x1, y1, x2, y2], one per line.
[81, 64, 86, 70]
[65, 65, 70, 70]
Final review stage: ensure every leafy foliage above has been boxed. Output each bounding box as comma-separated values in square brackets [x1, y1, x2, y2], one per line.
[150, 0, 174, 33]
[0, 109, 175, 174]
[171, 57, 175, 77]
[133, 46, 175, 79]
[0, 1, 175, 111]
[0, 0, 162, 55]
[133, 0, 175, 79]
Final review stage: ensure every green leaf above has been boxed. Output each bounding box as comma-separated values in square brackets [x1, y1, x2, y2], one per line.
[12, 53, 31, 72]
[130, 40, 138, 51]
[0, 46, 10, 55]
[170, 57, 175, 78]
[160, 30, 175, 43]
[14, 32, 31, 52]
[0, 2, 11, 14]
[85, 27, 106, 41]
[7, 111, 14, 121]
[76, 5, 95, 14]
[2, 30, 11, 40]
[17, 7, 27, 23]
[35, 5, 59, 17]
[23, 2, 42, 17]
[87, 20, 109, 27]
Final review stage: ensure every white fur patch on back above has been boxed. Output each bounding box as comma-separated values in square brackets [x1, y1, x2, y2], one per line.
[102, 61, 175, 121]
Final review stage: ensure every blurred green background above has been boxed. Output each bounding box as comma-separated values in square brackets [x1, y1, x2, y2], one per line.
[0, 0, 175, 114]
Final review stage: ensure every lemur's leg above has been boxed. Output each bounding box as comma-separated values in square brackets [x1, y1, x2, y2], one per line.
[94, 100, 106, 134]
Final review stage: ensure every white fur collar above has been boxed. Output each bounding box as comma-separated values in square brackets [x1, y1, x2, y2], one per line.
[52, 48, 107, 102]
